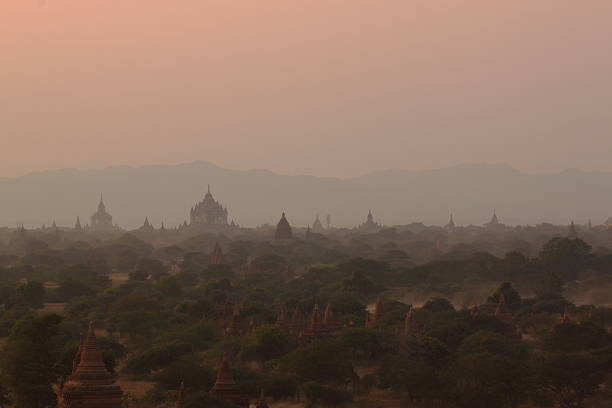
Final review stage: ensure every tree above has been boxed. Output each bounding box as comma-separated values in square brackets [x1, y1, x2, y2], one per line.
[422, 297, 455, 313]
[448, 332, 533, 408]
[301, 382, 352, 408]
[1, 314, 62, 408]
[539, 238, 593, 281]
[159, 275, 182, 297]
[487, 282, 521, 312]
[533, 349, 612, 408]
[248, 325, 294, 361]
[6, 281, 45, 310]
[280, 339, 355, 384]
[342, 271, 375, 295]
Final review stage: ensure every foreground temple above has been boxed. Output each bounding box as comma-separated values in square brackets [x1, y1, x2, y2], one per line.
[210, 353, 248, 408]
[57, 323, 123, 408]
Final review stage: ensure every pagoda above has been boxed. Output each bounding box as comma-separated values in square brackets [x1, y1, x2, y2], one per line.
[57, 323, 123, 408]
[322, 302, 340, 336]
[209, 242, 228, 265]
[302, 304, 326, 339]
[312, 213, 325, 233]
[139, 217, 155, 232]
[484, 210, 504, 229]
[355, 210, 382, 234]
[445, 213, 455, 229]
[275, 213, 293, 240]
[189, 186, 230, 229]
[288, 307, 303, 335]
[74, 216, 83, 231]
[210, 353, 248, 408]
[90, 194, 114, 231]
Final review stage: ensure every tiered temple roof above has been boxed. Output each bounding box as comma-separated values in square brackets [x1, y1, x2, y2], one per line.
[288, 307, 303, 334]
[57, 323, 123, 408]
[190, 186, 230, 228]
[355, 210, 382, 233]
[302, 304, 326, 339]
[90, 195, 114, 231]
[210, 353, 248, 408]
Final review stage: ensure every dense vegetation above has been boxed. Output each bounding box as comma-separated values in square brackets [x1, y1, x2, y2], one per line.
[0, 224, 612, 408]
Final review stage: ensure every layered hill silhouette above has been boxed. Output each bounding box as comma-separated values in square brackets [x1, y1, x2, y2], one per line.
[1, 161, 610, 229]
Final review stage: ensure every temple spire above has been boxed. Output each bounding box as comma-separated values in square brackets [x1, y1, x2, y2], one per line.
[58, 322, 123, 407]
[275, 213, 293, 239]
[210, 353, 247, 407]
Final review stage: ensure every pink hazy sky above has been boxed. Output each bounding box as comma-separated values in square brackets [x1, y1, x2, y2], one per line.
[1, 1, 611, 178]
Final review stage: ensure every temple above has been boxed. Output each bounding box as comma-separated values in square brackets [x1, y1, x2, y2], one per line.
[90, 195, 114, 231]
[210, 353, 248, 408]
[445, 213, 455, 229]
[57, 323, 123, 408]
[485, 210, 504, 229]
[209, 242, 228, 265]
[355, 210, 382, 233]
[189, 186, 230, 229]
[138, 217, 155, 233]
[74, 216, 83, 231]
[312, 213, 325, 233]
[275, 213, 293, 240]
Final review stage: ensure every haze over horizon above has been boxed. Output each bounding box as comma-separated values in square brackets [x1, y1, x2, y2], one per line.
[2, 1, 612, 178]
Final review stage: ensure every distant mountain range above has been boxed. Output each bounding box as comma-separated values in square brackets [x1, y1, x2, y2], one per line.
[0, 161, 610, 229]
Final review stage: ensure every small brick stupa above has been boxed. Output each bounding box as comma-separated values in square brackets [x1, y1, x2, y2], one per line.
[210, 353, 248, 408]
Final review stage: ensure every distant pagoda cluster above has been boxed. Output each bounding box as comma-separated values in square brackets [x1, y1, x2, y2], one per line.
[11, 183, 608, 237]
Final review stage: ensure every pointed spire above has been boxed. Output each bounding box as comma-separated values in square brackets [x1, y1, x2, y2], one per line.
[60, 322, 123, 406]
[289, 307, 303, 334]
[210, 353, 246, 407]
[275, 212, 293, 239]
[446, 213, 455, 229]
[75, 216, 83, 230]
[70, 322, 113, 385]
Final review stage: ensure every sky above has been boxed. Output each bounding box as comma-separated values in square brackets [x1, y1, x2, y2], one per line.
[1, 1, 612, 178]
